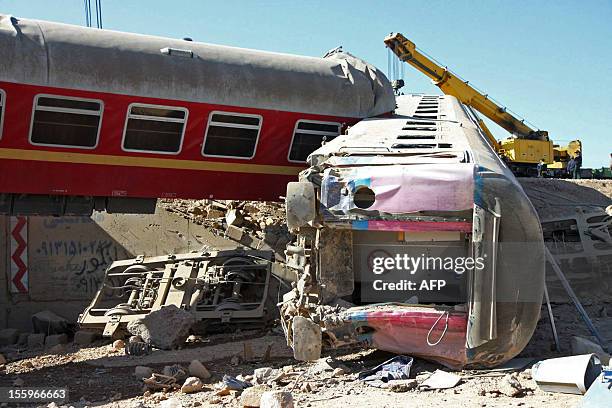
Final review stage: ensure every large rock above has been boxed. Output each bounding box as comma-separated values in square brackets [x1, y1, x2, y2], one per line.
[160, 398, 183, 408]
[31, 310, 69, 335]
[126, 305, 195, 350]
[188, 360, 211, 380]
[27, 333, 45, 350]
[45, 334, 68, 348]
[134, 366, 153, 379]
[0, 328, 19, 346]
[260, 391, 294, 408]
[181, 376, 204, 394]
[241, 385, 271, 407]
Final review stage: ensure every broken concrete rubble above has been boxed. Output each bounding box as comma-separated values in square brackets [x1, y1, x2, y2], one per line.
[31, 310, 70, 335]
[127, 305, 196, 350]
[27, 333, 45, 349]
[0, 328, 19, 346]
[181, 376, 205, 393]
[188, 359, 212, 380]
[241, 385, 272, 407]
[260, 390, 294, 408]
[45, 333, 68, 348]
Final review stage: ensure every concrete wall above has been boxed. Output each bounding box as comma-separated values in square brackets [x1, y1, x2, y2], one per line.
[0, 208, 233, 331]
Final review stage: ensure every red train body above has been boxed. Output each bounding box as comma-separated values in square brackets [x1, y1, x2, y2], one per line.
[0, 14, 394, 214]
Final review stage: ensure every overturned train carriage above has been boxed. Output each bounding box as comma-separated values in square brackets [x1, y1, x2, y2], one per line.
[282, 94, 545, 368]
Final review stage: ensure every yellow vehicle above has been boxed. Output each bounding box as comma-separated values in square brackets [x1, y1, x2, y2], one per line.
[384, 32, 580, 176]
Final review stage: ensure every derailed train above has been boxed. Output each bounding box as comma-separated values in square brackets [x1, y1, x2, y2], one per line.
[281, 94, 545, 368]
[0, 14, 393, 214]
[1, 15, 545, 367]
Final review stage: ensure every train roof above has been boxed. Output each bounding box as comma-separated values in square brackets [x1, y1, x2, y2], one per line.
[0, 14, 395, 118]
[310, 94, 513, 178]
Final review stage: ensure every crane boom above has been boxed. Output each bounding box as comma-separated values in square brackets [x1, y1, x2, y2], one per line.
[384, 33, 549, 142]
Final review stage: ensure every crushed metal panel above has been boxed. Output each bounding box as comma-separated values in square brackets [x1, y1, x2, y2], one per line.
[78, 249, 279, 336]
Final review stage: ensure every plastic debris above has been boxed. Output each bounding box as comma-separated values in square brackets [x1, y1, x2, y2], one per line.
[222, 374, 252, 391]
[419, 369, 462, 390]
[532, 354, 602, 394]
[358, 356, 413, 387]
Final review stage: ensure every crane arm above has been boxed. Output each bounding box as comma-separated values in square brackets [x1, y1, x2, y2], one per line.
[384, 33, 548, 142]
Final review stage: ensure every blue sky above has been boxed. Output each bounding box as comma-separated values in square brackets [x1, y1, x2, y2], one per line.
[2, 0, 610, 167]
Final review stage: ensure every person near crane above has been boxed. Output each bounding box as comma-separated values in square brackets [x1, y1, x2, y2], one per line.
[537, 159, 547, 178]
[573, 151, 582, 179]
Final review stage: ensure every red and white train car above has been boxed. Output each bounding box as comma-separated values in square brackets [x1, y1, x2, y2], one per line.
[0, 14, 395, 214]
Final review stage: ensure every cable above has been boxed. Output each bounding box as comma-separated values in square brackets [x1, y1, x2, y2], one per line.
[97, 0, 103, 29]
[426, 310, 449, 346]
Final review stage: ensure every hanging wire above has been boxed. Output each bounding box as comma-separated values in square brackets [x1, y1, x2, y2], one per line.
[97, 0, 103, 29]
[84, 0, 92, 27]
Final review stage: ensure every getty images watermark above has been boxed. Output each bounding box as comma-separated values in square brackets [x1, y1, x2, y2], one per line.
[369, 253, 486, 292]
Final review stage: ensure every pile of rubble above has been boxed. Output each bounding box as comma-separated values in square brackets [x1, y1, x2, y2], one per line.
[161, 199, 293, 260]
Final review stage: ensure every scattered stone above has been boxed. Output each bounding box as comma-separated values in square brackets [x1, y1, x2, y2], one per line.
[299, 382, 317, 393]
[332, 367, 346, 377]
[112, 339, 125, 351]
[73, 330, 99, 345]
[45, 334, 68, 347]
[109, 392, 122, 401]
[254, 367, 281, 384]
[13, 378, 24, 387]
[309, 358, 334, 374]
[189, 360, 212, 380]
[160, 397, 183, 408]
[31, 310, 69, 334]
[499, 374, 524, 397]
[27, 333, 45, 349]
[163, 364, 188, 382]
[388, 379, 418, 392]
[126, 305, 195, 350]
[241, 385, 271, 407]
[134, 366, 154, 379]
[231, 355, 241, 365]
[47, 344, 66, 354]
[0, 328, 19, 346]
[260, 391, 294, 408]
[181, 376, 204, 394]
[215, 386, 231, 396]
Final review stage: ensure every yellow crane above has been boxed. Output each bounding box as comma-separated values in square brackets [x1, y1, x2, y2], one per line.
[384, 32, 580, 176]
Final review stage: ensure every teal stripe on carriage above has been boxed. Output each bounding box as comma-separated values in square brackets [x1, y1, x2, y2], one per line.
[474, 166, 486, 207]
[352, 220, 369, 230]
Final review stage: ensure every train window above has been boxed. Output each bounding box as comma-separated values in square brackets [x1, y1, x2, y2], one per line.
[0, 89, 4, 139]
[288, 120, 341, 162]
[122, 104, 188, 154]
[30, 95, 103, 148]
[202, 111, 262, 159]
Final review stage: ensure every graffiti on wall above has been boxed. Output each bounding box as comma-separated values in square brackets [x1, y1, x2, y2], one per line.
[28, 216, 131, 301]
